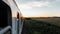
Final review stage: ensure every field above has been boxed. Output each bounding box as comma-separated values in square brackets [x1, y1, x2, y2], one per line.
[22, 17, 60, 34]
[32, 17, 60, 26]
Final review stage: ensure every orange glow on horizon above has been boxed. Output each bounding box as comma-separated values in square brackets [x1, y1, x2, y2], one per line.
[12, 15, 60, 17]
[12, 13, 60, 18]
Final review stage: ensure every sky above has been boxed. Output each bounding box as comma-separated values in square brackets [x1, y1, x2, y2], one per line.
[15, 0, 60, 17]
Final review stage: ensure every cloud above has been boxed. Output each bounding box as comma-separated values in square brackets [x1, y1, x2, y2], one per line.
[56, 0, 60, 1]
[16, 0, 58, 9]
[30, 1, 51, 7]
[18, 1, 52, 9]
[15, 0, 60, 17]
[18, 0, 60, 9]
[18, 4, 32, 9]
[19, 0, 55, 4]
[17, 0, 53, 17]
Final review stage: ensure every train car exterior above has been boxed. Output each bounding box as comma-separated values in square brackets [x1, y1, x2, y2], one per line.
[0, 0, 23, 34]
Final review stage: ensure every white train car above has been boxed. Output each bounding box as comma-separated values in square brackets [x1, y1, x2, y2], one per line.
[0, 0, 23, 34]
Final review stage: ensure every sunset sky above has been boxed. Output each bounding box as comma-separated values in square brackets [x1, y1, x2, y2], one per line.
[15, 0, 60, 17]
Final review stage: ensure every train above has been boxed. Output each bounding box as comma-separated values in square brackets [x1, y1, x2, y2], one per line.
[0, 0, 23, 34]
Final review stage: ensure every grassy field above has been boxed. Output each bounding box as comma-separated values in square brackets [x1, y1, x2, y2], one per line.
[32, 17, 60, 26]
[22, 18, 60, 34]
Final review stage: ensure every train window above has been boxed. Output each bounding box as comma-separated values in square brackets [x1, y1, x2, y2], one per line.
[0, 0, 12, 28]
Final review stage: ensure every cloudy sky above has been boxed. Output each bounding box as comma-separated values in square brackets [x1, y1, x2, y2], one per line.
[15, 0, 60, 17]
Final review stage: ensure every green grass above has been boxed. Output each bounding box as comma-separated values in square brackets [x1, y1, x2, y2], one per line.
[32, 18, 60, 26]
[22, 18, 60, 34]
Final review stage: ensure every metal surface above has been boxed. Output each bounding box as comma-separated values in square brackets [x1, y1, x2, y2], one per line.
[19, 18, 23, 34]
[12, 18, 17, 34]
[2, 0, 20, 11]
[0, 26, 11, 34]
[0, 18, 23, 34]
[0, 0, 23, 34]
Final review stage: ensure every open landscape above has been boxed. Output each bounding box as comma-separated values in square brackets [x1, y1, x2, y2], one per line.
[32, 17, 60, 26]
[22, 17, 60, 34]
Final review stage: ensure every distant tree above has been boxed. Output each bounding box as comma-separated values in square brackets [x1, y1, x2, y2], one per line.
[26, 18, 31, 20]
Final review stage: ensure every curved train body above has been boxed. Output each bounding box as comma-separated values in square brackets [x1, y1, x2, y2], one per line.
[0, 0, 23, 34]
